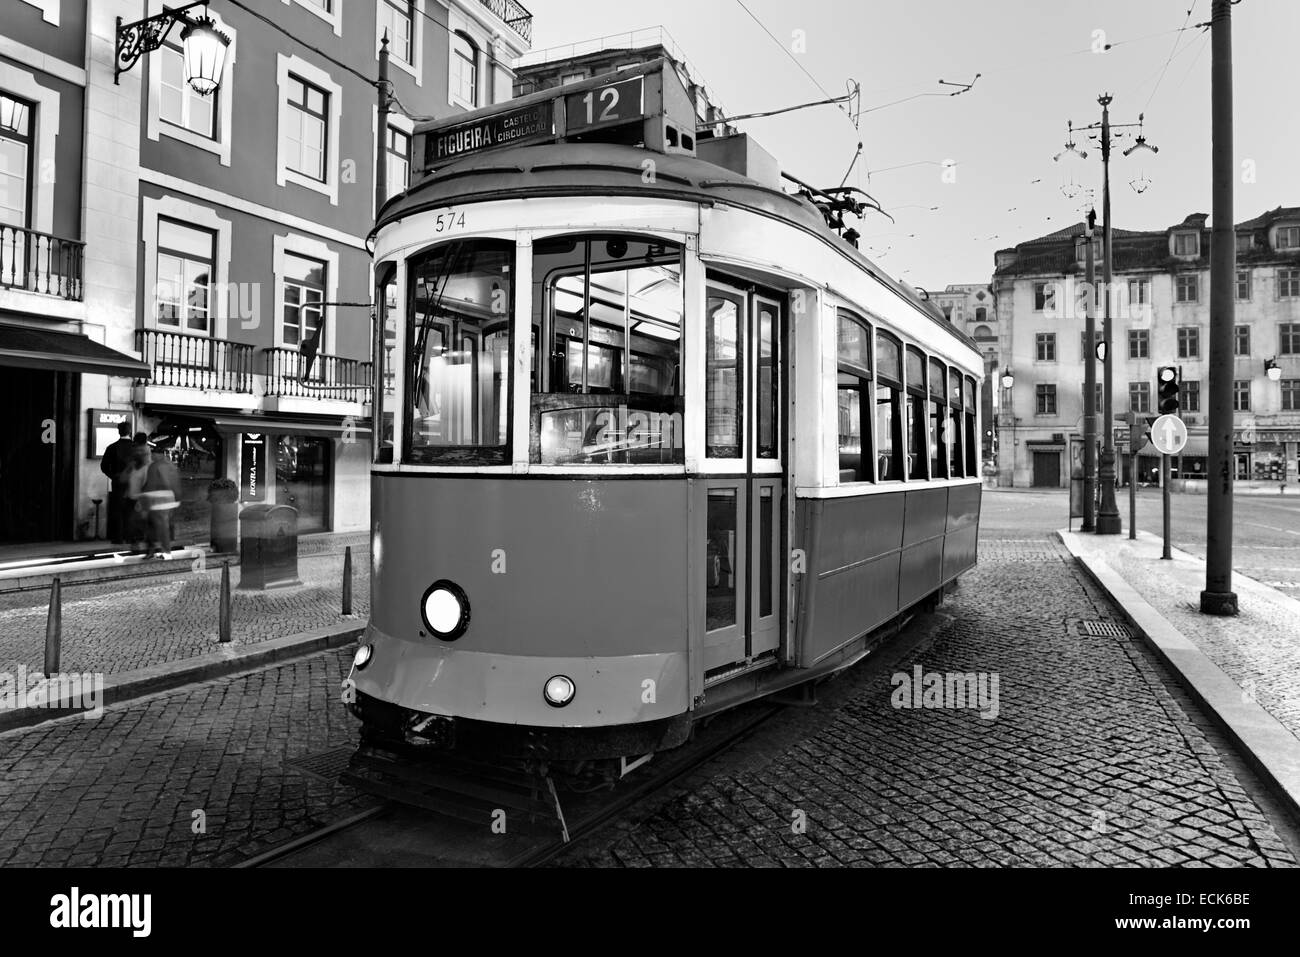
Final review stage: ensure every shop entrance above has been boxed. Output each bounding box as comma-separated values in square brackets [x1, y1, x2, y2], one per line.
[1032, 450, 1061, 488]
[277, 435, 332, 532]
[0, 367, 77, 543]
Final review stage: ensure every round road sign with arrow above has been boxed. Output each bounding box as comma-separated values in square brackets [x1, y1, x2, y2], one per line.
[1150, 414, 1188, 456]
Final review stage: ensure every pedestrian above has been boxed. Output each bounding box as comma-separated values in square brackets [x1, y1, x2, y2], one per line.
[122, 441, 152, 554]
[140, 446, 182, 559]
[99, 422, 134, 544]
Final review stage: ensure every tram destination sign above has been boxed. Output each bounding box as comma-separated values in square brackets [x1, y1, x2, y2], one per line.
[565, 75, 646, 136]
[426, 100, 555, 166]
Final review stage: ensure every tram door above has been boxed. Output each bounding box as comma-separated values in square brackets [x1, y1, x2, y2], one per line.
[701, 281, 784, 680]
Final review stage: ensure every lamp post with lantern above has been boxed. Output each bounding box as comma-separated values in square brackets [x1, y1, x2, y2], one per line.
[114, 2, 231, 93]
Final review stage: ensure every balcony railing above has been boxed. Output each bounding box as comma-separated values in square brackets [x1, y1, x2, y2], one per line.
[136, 329, 255, 392]
[264, 347, 373, 404]
[0, 224, 85, 300]
[476, 0, 532, 43]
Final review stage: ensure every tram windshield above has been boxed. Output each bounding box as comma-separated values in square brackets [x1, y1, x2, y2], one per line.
[532, 236, 685, 466]
[405, 239, 514, 465]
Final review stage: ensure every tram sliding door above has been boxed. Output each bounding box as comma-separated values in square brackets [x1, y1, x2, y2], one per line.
[701, 281, 784, 681]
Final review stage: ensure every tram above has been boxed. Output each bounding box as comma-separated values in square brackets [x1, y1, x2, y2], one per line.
[348, 59, 984, 777]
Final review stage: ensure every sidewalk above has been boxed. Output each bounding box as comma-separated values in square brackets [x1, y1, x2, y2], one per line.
[0, 545, 370, 681]
[1060, 528, 1300, 818]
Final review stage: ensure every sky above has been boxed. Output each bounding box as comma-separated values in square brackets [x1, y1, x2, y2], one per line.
[523, 0, 1300, 291]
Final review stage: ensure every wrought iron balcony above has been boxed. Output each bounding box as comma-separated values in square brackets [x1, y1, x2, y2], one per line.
[476, 0, 532, 43]
[0, 224, 85, 300]
[264, 347, 372, 404]
[136, 328, 255, 392]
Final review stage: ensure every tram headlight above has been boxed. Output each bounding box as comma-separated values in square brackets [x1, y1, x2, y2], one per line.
[544, 675, 576, 708]
[420, 581, 471, 641]
[353, 644, 374, 671]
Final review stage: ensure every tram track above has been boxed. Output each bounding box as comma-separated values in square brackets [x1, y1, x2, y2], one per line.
[237, 700, 785, 869]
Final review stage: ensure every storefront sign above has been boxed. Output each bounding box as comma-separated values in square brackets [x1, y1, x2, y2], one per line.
[241, 433, 268, 503]
[88, 409, 132, 459]
[425, 101, 555, 165]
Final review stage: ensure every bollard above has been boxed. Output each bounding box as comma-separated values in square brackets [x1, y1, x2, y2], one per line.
[44, 577, 62, 677]
[219, 563, 232, 643]
[342, 546, 353, 616]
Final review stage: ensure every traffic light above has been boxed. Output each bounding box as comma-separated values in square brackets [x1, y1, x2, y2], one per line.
[1157, 366, 1180, 415]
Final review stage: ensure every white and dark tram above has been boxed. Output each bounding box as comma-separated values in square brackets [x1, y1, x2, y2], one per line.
[349, 59, 984, 778]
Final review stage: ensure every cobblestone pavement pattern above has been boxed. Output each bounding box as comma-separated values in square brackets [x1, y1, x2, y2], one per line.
[557, 532, 1299, 868]
[0, 650, 370, 867]
[0, 542, 370, 678]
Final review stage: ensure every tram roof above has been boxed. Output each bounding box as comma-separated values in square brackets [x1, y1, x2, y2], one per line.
[373, 141, 977, 354]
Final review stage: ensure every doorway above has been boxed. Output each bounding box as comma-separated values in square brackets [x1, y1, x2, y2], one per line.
[0, 367, 77, 543]
[1032, 450, 1060, 488]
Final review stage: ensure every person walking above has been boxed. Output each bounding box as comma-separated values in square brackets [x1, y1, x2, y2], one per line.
[122, 440, 152, 554]
[99, 422, 134, 544]
[140, 446, 182, 558]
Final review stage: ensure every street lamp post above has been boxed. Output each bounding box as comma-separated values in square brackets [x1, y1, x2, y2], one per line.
[1083, 208, 1097, 532]
[115, 1, 230, 93]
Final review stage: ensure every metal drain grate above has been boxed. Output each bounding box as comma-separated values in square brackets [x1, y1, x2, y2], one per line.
[284, 746, 357, 783]
[1078, 619, 1132, 639]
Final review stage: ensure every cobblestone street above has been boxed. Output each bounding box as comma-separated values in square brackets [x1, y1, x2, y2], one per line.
[0, 511, 1296, 868]
[0, 544, 370, 678]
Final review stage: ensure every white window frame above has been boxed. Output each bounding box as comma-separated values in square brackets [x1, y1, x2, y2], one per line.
[376, 0, 424, 85]
[19, 0, 59, 25]
[372, 105, 415, 216]
[281, 0, 342, 37]
[1275, 224, 1300, 251]
[1279, 267, 1300, 300]
[1173, 232, 1200, 258]
[0, 62, 59, 235]
[1175, 274, 1199, 304]
[142, 196, 232, 340]
[448, 30, 480, 109]
[275, 54, 342, 206]
[146, 2, 236, 166]
[273, 232, 340, 354]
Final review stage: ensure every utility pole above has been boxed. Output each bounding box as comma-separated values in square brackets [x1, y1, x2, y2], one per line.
[1095, 94, 1122, 535]
[1083, 208, 1098, 532]
[375, 33, 391, 218]
[1202, 0, 1239, 616]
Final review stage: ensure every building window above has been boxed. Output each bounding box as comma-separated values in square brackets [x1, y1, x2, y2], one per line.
[158, 41, 214, 138]
[1236, 233, 1253, 255]
[282, 0, 341, 35]
[380, 1, 413, 64]
[1277, 225, 1300, 251]
[1234, 325, 1250, 357]
[837, 312, 873, 482]
[281, 252, 325, 348]
[1033, 282, 1054, 312]
[1236, 269, 1252, 301]
[155, 218, 214, 334]
[1080, 330, 1101, 361]
[285, 75, 327, 182]
[561, 72, 586, 86]
[451, 32, 479, 107]
[1128, 329, 1149, 359]
[1128, 278, 1149, 305]
[276, 435, 331, 532]
[1280, 268, 1300, 299]
[1180, 379, 1201, 413]
[1177, 326, 1200, 359]
[0, 92, 32, 232]
[1174, 232, 1200, 257]
[1176, 275, 1199, 303]
[975, 307, 987, 322]
[1036, 333, 1056, 362]
[1282, 379, 1300, 412]
[1129, 382, 1150, 414]
[1233, 380, 1251, 412]
[1035, 384, 1056, 415]
[1281, 323, 1300, 355]
[385, 125, 409, 201]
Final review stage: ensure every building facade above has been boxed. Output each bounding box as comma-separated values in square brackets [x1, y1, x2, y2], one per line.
[0, 0, 531, 546]
[992, 208, 1300, 489]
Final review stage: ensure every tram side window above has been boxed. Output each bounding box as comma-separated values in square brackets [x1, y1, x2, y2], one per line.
[948, 368, 964, 478]
[404, 239, 513, 466]
[374, 261, 397, 465]
[875, 333, 903, 480]
[705, 291, 743, 458]
[929, 357, 948, 479]
[532, 236, 684, 465]
[905, 346, 927, 480]
[836, 311, 873, 483]
[964, 375, 979, 477]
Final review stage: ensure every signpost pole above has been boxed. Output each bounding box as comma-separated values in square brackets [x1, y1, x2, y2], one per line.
[1129, 413, 1138, 541]
[1170, 455, 1180, 561]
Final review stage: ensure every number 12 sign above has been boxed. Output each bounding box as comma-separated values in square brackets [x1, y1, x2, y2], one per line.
[565, 76, 645, 136]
